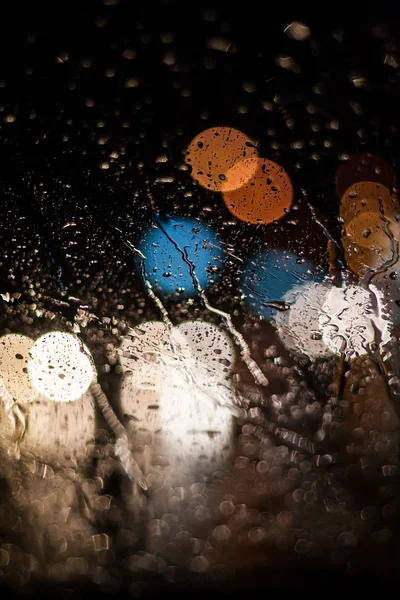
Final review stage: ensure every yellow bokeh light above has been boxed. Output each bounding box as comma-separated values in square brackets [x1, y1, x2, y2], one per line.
[222, 158, 293, 225]
[0, 334, 37, 404]
[185, 126, 258, 192]
[340, 182, 400, 276]
[343, 241, 393, 277]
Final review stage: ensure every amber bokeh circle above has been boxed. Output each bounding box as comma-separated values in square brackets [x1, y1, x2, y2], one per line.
[340, 181, 400, 241]
[343, 242, 392, 277]
[340, 181, 397, 220]
[344, 211, 393, 250]
[185, 127, 258, 192]
[222, 158, 293, 225]
[342, 211, 394, 276]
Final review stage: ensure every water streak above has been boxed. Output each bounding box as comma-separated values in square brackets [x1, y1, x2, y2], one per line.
[154, 215, 268, 387]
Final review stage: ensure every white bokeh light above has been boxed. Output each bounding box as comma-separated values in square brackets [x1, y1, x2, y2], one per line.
[120, 320, 176, 370]
[275, 283, 332, 359]
[276, 282, 391, 359]
[172, 320, 237, 415]
[119, 320, 235, 470]
[119, 321, 190, 442]
[159, 368, 234, 468]
[320, 284, 390, 357]
[173, 321, 235, 373]
[119, 320, 188, 380]
[28, 332, 94, 402]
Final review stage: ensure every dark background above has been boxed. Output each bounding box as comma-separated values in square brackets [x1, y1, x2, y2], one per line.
[0, 0, 400, 597]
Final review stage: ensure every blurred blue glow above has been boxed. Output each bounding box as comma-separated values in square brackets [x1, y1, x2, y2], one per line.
[241, 248, 327, 319]
[137, 216, 224, 297]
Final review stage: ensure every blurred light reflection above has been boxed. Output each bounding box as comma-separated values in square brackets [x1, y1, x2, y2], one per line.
[320, 284, 390, 357]
[276, 282, 391, 359]
[119, 321, 188, 441]
[275, 283, 332, 358]
[18, 390, 95, 464]
[222, 158, 293, 225]
[0, 334, 37, 404]
[242, 249, 325, 319]
[185, 126, 258, 192]
[137, 216, 224, 297]
[28, 332, 94, 402]
[160, 369, 233, 470]
[340, 181, 400, 237]
[119, 321, 235, 471]
[174, 320, 235, 377]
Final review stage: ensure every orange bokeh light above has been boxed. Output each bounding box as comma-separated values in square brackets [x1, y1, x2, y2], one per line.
[343, 242, 392, 277]
[185, 127, 258, 192]
[344, 211, 392, 249]
[340, 181, 400, 241]
[336, 153, 397, 199]
[342, 211, 395, 276]
[222, 158, 293, 225]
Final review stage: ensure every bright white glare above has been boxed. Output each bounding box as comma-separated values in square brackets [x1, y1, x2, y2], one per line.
[159, 369, 233, 468]
[0, 334, 37, 403]
[119, 321, 191, 440]
[28, 332, 94, 402]
[276, 283, 332, 359]
[320, 284, 390, 357]
[119, 321, 235, 469]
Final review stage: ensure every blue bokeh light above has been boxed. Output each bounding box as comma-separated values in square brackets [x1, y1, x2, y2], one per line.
[241, 248, 327, 320]
[137, 216, 224, 297]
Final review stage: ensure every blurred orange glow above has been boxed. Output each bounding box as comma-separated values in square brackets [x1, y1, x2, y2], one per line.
[340, 181, 398, 220]
[185, 126, 258, 192]
[336, 154, 397, 199]
[343, 242, 392, 277]
[344, 211, 392, 249]
[342, 211, 394, 276]
[222, 158, 293, 224]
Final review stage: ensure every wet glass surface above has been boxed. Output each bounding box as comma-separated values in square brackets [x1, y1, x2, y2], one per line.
[0, 1, 400, 597]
